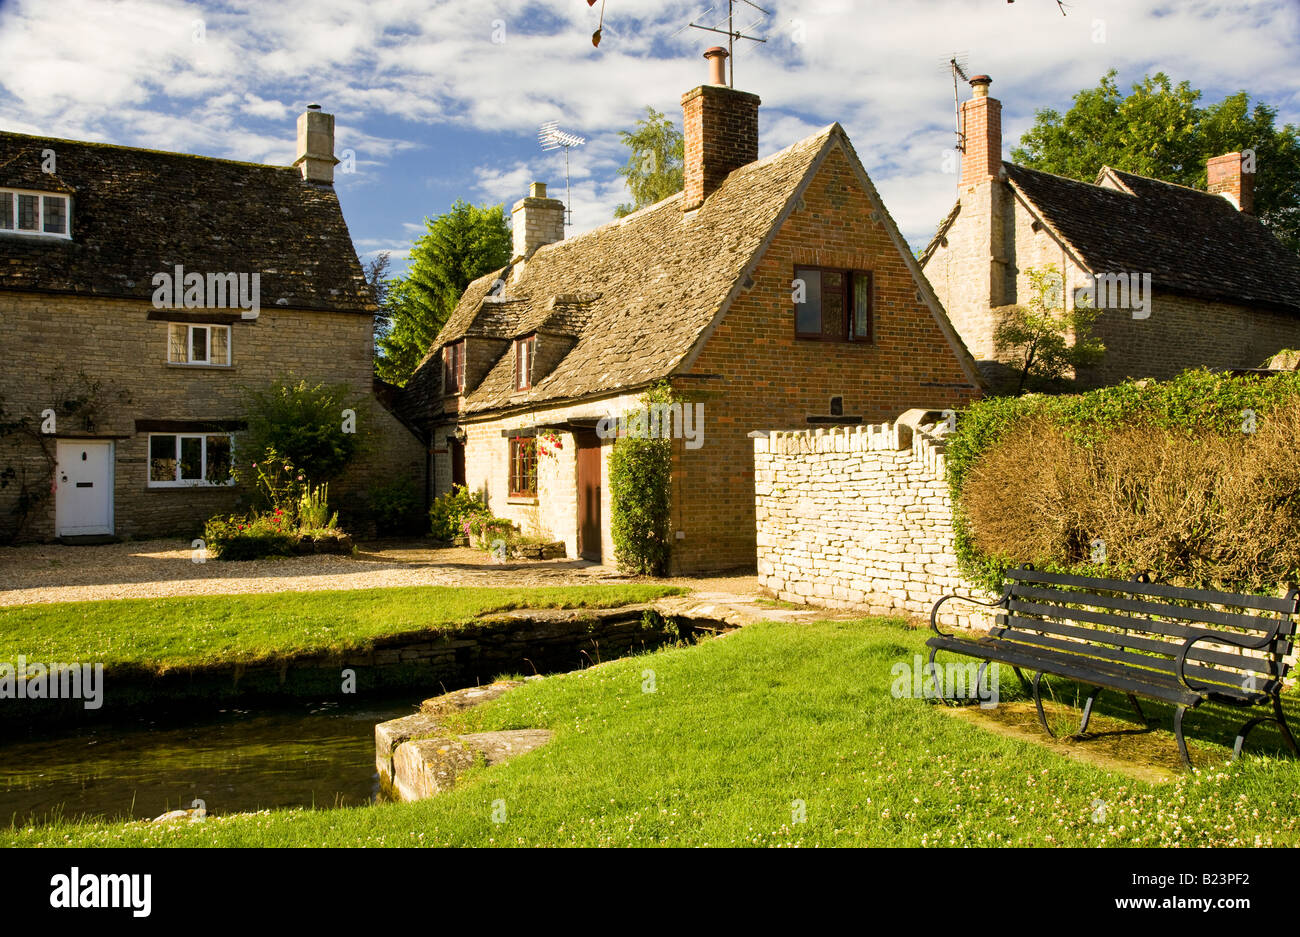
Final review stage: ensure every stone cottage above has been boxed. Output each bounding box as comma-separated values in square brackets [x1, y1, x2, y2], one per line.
[0, 106, 424, 541]
[399, 48, 984, 574]
[922, 74, 1300, 391]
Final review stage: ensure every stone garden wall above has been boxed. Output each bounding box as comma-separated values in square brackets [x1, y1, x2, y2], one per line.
[754, 418, 994, 627]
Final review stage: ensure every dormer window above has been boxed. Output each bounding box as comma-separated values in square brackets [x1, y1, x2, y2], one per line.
[514, 335, 536, 390]
[442, 341, 464, 395]
[0, 189, 70, 238]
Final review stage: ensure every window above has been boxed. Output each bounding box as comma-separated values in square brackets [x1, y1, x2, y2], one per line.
[0, 190, 70, 237]
[168, 323, 231, 365]
[514, 335, 536, 390]
[509, 435, 537, 497]
[148, 434, 234, 487]
[793, 267, 872, 342]
[442, 341, 464, 395]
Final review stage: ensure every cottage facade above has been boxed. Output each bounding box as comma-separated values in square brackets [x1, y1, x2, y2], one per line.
[400, 48, 984, 573]
[922, 75, 1300, 391]
[0, 108, 423, 542]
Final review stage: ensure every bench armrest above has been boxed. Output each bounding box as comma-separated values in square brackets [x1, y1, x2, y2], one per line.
[1175, 621, 1286, 695]
[930, 593, 1006, 639]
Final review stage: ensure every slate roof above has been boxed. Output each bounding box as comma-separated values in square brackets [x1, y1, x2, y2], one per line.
[0, 132, 372, 313]
[1001, 162, 1300, 314]
[405, 123, 975, 421]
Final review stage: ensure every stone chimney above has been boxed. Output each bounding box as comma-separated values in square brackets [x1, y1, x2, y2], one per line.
[294, 104, 339, 184]
[1207, 151, 1255, 214]
[680, 47, 760, 212]
[961, 76, 1001, 185]
[510, 182, 565, 279]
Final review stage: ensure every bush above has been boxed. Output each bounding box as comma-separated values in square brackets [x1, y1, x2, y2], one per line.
[242, 378, 362, 483]
[950, 369, 1300, 592]
[609, 383, 673, 576]
[429, 484, 491, 541]
[204, 513, 297, 561]
[465, 514, 516, 549]
[368, 476, 423, 536]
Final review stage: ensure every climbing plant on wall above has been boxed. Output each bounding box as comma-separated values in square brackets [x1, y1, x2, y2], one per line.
[608, 382, 674, 576]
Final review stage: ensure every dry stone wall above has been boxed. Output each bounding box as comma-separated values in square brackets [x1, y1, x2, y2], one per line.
[754, 419, 995, 627]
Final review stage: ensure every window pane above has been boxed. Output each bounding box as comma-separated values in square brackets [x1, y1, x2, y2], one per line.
[168, 323, 187, 362]
[42, 196, 66, 234]
[190, 326, 208, 362]
[149, 436, 177, 482]
[820, 272, 845, 341]
[206, 435, 232, 483]
[795, 268, 822, 335]
[179, 436, 202, 480]
[17, 194, 38, 231]
[211, 326, 229, 365]
[0, 194, 11, 229]
[853, 274, 871, 340]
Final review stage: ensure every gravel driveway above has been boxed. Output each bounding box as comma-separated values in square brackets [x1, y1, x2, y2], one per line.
[0, 539, 758, 606]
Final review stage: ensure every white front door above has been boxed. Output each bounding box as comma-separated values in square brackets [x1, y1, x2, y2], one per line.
[55, 441, 114, 536]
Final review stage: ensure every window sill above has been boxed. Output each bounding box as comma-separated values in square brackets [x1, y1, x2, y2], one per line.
[165, 363, 234, 369]
[506, 496, 538, 505]
[147, 482, 237, 490]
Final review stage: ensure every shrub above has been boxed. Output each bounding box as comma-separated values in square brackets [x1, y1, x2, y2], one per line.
[368, 476, 423, 537]
[609, 383, 673, 576]
[429, 484, 491, 541]
[242, 378, 362, 483]
[298, 482, 337, 531]
[204, 513, 297, 561]
[950, 369, 1300, 592]
[465, 514, 516, 549]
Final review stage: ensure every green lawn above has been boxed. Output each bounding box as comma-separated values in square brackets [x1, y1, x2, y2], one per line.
[8, 616, 1300, 847]
[0, 584, 683, 671]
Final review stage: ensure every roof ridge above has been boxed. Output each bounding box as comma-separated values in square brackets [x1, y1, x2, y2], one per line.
[0, 130, 298, 173]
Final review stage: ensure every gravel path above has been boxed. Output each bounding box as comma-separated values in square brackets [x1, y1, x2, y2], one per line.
[0, 539, 759, 607]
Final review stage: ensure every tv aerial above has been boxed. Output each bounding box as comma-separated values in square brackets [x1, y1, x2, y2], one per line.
[944, 54, 970, 153]
[681, 0, 770, 87]
[538, 121, 586, 227]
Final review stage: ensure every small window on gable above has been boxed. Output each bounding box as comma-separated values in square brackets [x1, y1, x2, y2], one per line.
[794, 266, 872, 343]
[168, 323, 231, 366]
[0, 190, 70, 238]
[514, 335, 537, 390]
[442, 341, 464, 395]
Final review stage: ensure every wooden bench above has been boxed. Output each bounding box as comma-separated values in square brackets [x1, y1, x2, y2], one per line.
[926, 566, 1300, 766]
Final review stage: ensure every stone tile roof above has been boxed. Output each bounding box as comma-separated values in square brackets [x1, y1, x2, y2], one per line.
[0, 132, 373, 313]
[411, 125, 841, 417]
[1004, 162, 1300, 314]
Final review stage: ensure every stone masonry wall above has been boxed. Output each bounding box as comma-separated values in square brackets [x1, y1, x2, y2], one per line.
[754, 420, 994, 626]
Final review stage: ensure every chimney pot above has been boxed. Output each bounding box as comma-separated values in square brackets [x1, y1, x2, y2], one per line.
[529, 181, 547, 198]
[294, 105, 339, 184]
[969, 75, 991, 98]
[704, 46, 728, 85]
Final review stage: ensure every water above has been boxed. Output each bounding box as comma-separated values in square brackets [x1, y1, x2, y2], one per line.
[0, 699, 415, 826]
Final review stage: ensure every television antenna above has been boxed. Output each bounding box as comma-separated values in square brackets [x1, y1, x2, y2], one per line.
[944, 54, 970, 153]
[538, 121, 586, 227]
[683, 0, 770, 87]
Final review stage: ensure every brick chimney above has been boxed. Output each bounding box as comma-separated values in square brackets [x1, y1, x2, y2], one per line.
[294, 104, 339, 184]
[961, 76, 1001, 185]
[510, 182, 565, 279]
[680, 47, 760, 212]
[1207, 151, 1255, 214]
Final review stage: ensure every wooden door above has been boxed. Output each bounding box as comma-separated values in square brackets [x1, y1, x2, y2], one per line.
[575, 431, 602, 562]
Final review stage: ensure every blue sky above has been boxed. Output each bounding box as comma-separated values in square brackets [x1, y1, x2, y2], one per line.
[2, 0, 1296, 276]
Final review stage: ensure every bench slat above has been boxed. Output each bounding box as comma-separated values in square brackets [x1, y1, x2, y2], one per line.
[1006, 567, 1297, 613]
[1006, 600, 1287, 674]
[1011, 583, 1291, 635]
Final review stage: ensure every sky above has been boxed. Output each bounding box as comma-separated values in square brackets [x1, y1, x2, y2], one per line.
[1, 0, 1296, 275]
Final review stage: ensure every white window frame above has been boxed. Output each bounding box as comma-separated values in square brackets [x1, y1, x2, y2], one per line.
[0, 188, 71, 238]
[168, 323, 232, 366]
[147, 433, 236, 488]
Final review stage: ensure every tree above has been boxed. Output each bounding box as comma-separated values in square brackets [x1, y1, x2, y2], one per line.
[241, 378, 362, 484]
[1012, 70, 1300, 253]
[376, 201, 511, 385]
[614, 106, 684, 218]
[994, 266, 1105, 396]
[362, 250, 393, 353]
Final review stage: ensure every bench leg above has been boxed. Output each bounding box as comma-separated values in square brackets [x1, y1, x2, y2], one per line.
[1232, 695, 1300, 761]
[926, 646, 947, 705]
[1173, 705, 1193, 769]
[1274, 694, 1300, 757]
[1031, 671, 1056, 738]
[1077, 686, 1103, 737]
[1126, 693, 1147, 725]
